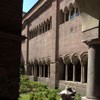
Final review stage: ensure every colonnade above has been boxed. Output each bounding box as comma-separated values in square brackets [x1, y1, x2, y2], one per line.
[29, 17, 52, 40]
[59, 53, 88, 83]
[60, 2, 80, 24]
[27, 59, 50, 80]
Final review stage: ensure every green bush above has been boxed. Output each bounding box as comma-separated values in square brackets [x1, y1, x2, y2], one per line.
[19, 75, 60, 100]
[74, 94, 81, 100]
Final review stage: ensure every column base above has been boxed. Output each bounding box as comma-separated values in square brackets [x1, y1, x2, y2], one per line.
[82, 96, 100, 100]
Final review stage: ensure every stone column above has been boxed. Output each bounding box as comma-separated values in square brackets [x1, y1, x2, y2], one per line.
[43, 65, 45, 77]
[39, 65, 42, 77]
[48, 65, 50, 78]
[64, 12, 66, 22]
[34, 65, 37, 81]
[65, 64, 68, 81]
[73, 64, 76, 82]
[81, 63, 85, 83]
[31, 65, 34, 76]
[86, 41, 100, 100]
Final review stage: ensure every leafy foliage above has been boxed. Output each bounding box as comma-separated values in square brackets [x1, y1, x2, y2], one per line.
[74, 94, 81, 100]
[19, 75, 60, 100]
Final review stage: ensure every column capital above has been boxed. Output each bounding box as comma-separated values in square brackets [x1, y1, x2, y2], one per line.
[82, 38, 100, 45]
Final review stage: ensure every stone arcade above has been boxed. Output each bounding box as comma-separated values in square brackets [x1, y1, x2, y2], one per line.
[22, 0, 100, 100]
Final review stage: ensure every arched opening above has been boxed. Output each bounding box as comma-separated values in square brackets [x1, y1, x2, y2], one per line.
[59, 9, 64, 24]
[75, 62, 81, 82]
[75, 7, 80, 16]
[45, 64, 48, 77]
[32, 65, 34, 76]
[39, 25, 42, 34]
[70, 7, 75, 19]
[33, 29, 35, 38]
[50, 16, 52, 29]
[68, 63, 73, 81]
[63, 64, 66, 80]
[66, 11, 69, 21]
[45, 23, 48, 32]
[59, 57, 66, 80]
[41, 65, 44, 77]
[47, 21, 51, 30]
[36, 27, 38, 36]
[43, 24, 45, 33]
[34, 28, 37, 36]
[37, 65, 39, 77]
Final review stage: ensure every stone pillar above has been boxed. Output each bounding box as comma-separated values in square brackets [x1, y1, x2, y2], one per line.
[86, 40, 100, 100]
[73, 64, 76, 82]
[39, 65, 42, 77]
[64, 12, 66, 22]
[65, 64, 68, 81]
[43, 65, 45, 77]
[48, 65, 50, 78]
[81, 63, 85, 83]
[34, 65, 37, 81]
[31, 65, 34, 76]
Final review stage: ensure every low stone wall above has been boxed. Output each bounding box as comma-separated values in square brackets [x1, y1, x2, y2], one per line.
[59, 80, 87, 96]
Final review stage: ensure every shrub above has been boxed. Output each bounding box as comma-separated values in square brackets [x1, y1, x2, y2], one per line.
[74, 94, 81, 100]
[19, 75, 61, 100]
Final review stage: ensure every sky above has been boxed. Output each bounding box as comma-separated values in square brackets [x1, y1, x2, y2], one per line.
[23, 0, 38, 12]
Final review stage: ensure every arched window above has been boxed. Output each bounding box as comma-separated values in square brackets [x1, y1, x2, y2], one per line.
[70, 7, 75, 19]
[50, 17, 52, 29]
[75, 7, 80, 17]
[60, 9, 64, 24]
[66, 11, 69, 21]
[45, 22, 48, 32]
[34, 28, 37, 37]
[35, 27, 38, 36]
[33, 29, 35, 37]
[43, 24, 45, 33]
[47, 19, 51, 30]
[39, 25, 42, 34]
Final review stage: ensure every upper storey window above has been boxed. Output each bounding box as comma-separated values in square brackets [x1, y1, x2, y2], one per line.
[28, 17, 52, 40]
[60, 4, 80, 24]
[75, 7, 80, 17]
[66, 11, 69, 21]
[70, 7, 75, 19]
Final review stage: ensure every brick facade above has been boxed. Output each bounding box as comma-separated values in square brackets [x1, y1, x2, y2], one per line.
[22, 0, 88, 95]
